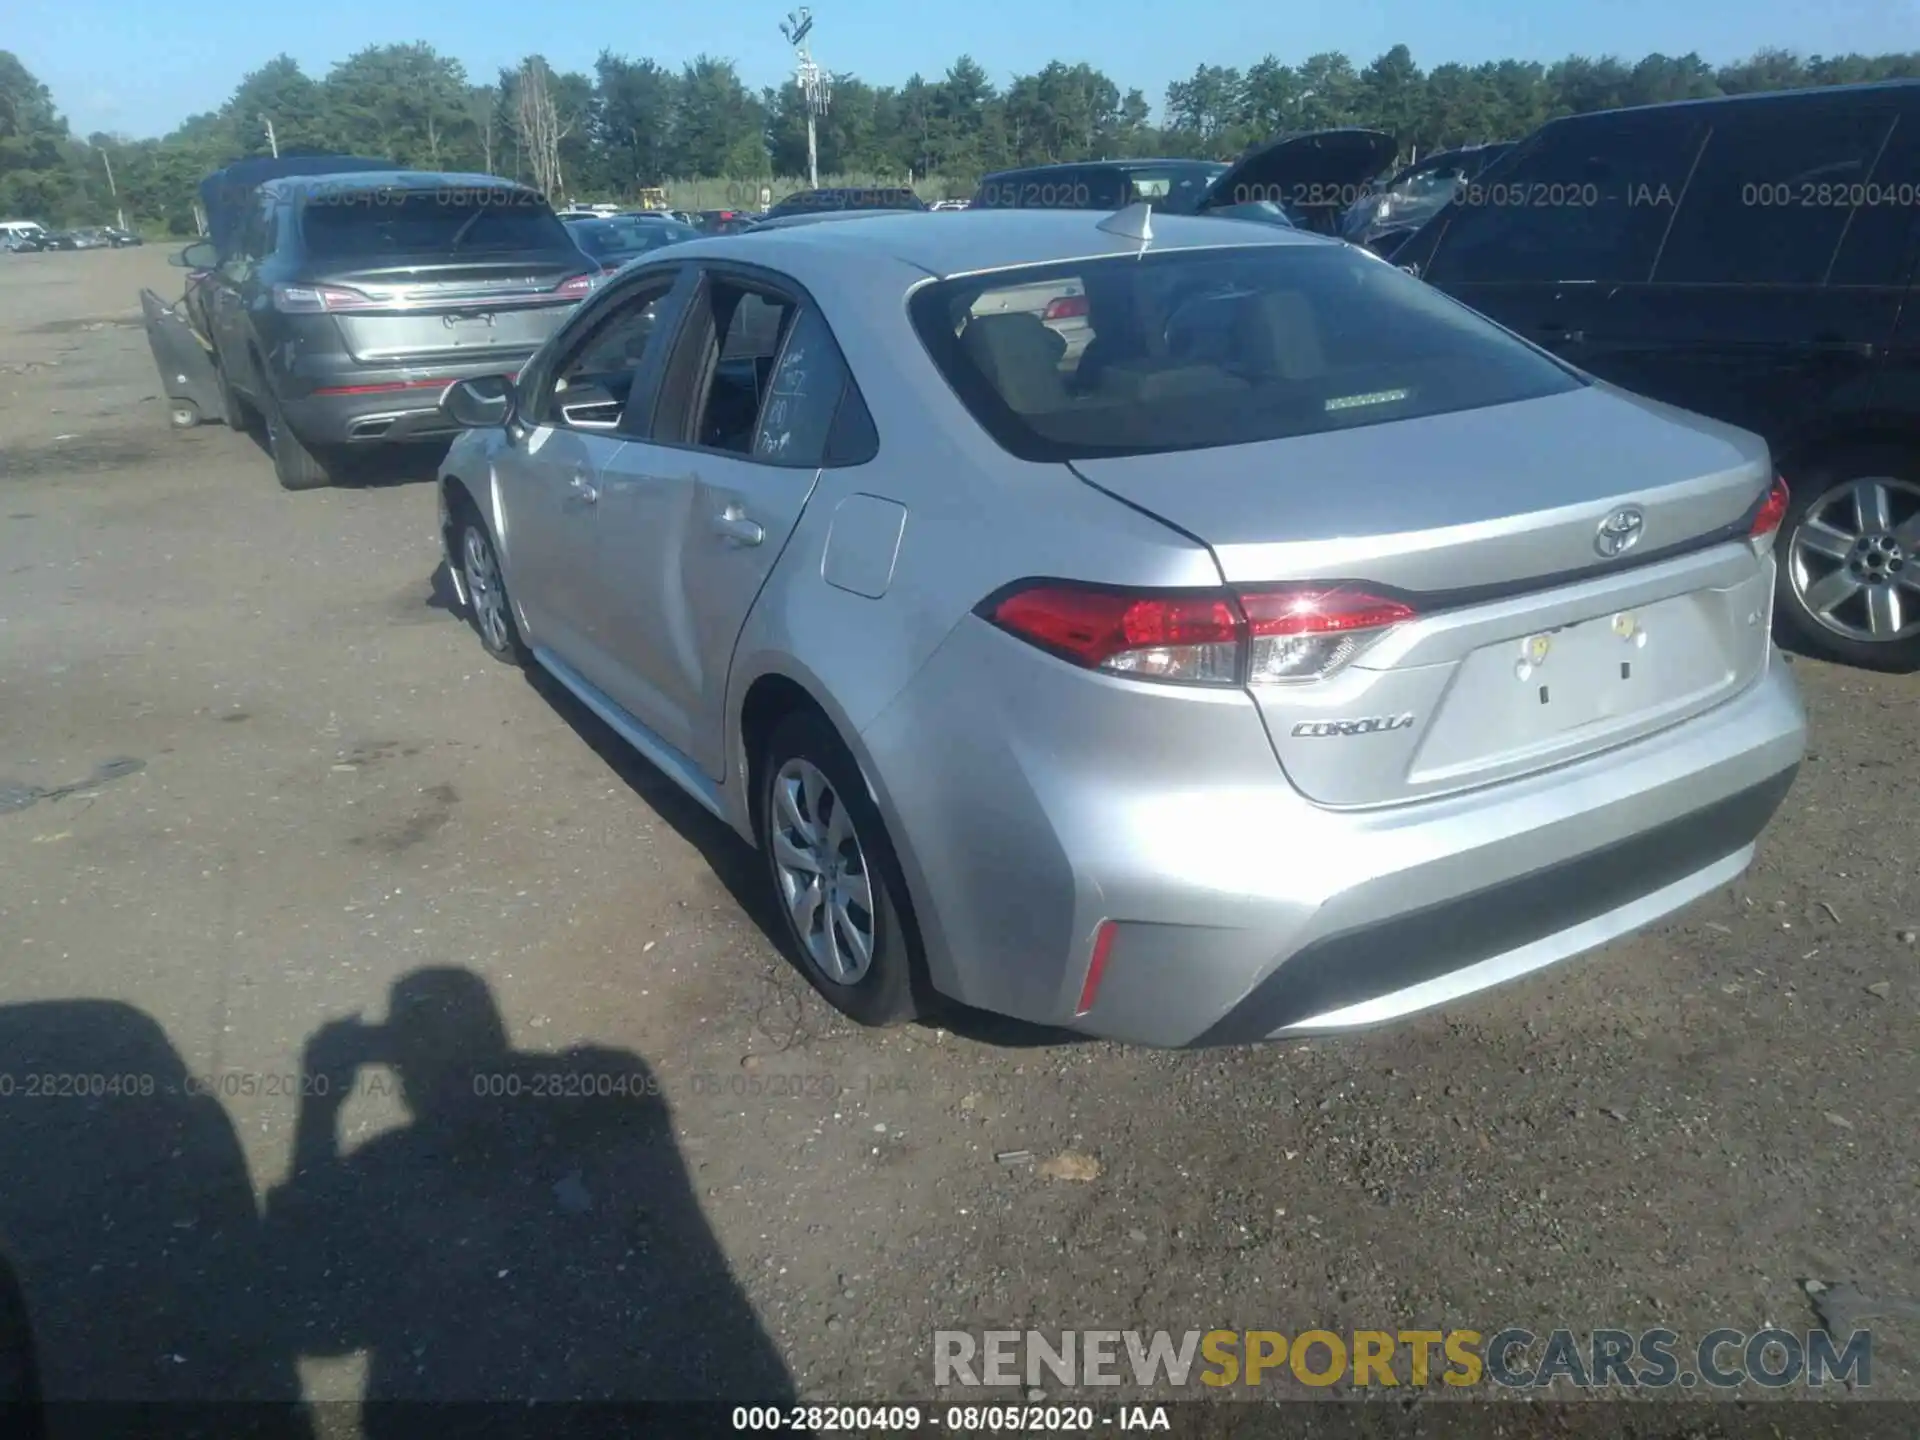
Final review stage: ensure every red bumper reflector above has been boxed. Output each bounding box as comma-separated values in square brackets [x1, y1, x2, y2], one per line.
[1075, 921, 1117, 1017]
[312, 378, 458, 397]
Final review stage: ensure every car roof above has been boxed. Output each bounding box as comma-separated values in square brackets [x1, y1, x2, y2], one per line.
[1546, 76, 1920, 128]
[981, 158, 1226, 179]
[264, 171, 539, 199]
[681, 206, 1325, 282]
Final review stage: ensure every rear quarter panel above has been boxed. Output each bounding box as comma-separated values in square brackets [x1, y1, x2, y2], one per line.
[719, 252, 1224, 975]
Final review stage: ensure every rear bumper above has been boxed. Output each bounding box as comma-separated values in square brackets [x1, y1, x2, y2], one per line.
[858, 620, 1807, 1048]
[275, 356, 536, 447]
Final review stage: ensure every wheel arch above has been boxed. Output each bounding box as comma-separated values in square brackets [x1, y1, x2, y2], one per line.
[1770, 410, 1920, 479]
[729, 658, 953, 998]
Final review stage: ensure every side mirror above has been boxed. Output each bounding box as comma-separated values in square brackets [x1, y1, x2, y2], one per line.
[441, 374, 517, 429]
[171, 241, 218, 269]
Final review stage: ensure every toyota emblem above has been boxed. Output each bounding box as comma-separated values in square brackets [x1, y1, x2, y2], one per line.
[1595, 506, 1646, 558]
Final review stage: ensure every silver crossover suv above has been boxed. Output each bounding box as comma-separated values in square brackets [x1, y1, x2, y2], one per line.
[435, 207, 1806, 1047]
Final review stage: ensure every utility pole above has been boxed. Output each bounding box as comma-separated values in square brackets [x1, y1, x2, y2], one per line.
[780, 8, 831, 189]
[100, 149, 126, 231]
[261, 115, 279, 158]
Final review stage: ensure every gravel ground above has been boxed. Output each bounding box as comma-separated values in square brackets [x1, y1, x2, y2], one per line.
[0, 247, 1916, 1431]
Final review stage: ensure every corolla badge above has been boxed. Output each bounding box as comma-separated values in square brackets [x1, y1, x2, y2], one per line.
[1292, 714, 1416, 738]
[1595, 506, 1646, 558]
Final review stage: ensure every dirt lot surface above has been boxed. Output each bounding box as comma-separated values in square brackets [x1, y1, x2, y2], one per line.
[1, 247, 1917, 1428]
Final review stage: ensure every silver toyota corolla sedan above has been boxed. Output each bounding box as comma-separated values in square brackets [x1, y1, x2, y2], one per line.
[433, 206, 1807, 1047]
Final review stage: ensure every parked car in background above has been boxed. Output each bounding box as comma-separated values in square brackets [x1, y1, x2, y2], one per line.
[974, 158, 1228, 215]
[694, 209, 758, 235]
[929, 199, 970, 211]
[1398, 79, 1920, 670]
[101, 227, 145, 247]
[1340, 141, 1512, 258]
[974, 132, 1397, 232]
[0, 221, 49, 252]
[176, 167, 595, 490]
[564, 214, 700, 275]
[761, 187, 927, 219]
[431, 208, 1803, 1046]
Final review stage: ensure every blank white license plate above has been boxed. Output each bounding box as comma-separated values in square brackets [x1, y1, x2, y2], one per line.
[1500, 598, 1724, 740]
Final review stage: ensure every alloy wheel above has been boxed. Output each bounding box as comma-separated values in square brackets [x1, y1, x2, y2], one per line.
[769, 757, 876, 985]
[461, 525, 512, 653]
[1787, 475, 1920, 645]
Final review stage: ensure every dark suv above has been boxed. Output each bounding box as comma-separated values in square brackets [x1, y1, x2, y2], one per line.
[175, 170, 595, 490]
[1397, 81, 1920, 670]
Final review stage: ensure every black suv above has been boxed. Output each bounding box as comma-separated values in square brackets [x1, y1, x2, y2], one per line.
[1397, 81, 1920, 670]
[174, 169, 595, 490]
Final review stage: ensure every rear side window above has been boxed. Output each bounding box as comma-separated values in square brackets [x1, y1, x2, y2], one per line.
[1654, 102, 1898, 285]
[1831, 118, 1920, 286]
[911, 243, 1582, 462]
[300, 190, 572, 259]
[754, 304, 860, 466]
[1426, 114, 1707, 285]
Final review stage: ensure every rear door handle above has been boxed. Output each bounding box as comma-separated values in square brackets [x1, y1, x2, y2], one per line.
[568, 471, 598, 505]
[712, 506, 764, 546]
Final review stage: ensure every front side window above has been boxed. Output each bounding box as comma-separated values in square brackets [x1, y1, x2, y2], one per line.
[535, 275, 679, 431]
[912, 243, 1582, 462]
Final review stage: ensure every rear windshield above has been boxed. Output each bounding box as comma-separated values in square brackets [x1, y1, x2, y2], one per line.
[910, 243, 1583, 462]
[300, 189, 572, 258]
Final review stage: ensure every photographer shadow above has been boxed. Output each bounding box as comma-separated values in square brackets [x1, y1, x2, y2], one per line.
[260, 967, 792, 1434]
[0, 999, 313, 1438]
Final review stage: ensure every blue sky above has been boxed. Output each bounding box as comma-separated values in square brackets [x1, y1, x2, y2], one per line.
[18, 0, 1920, 140]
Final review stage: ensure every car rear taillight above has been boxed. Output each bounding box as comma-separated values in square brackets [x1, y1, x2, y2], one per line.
[1749, 476, 1790, 543]
[555, 274, 595, 300]
[272, 283, 380, 313]
[984, 582, 1415, 686]
[988, 585, 1243, 683]
[1042, 294, 1088, 322]
[1238, 586, 1419, 683]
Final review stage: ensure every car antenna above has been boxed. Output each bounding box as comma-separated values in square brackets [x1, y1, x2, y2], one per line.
[1096, 201, 1153, 248]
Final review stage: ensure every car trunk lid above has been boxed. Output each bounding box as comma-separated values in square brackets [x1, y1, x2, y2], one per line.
[1197, 128, 1398, 232]
[305, 257, 588, 364]
[1069, 384, 1780, 807]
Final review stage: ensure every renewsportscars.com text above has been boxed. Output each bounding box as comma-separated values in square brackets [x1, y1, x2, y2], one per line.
[935, 1327, 1871, 1390]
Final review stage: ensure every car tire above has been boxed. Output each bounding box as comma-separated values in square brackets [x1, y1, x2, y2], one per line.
[1776, 445, 1920, 673]
[759, 710, 927, 1027]
[0, 1255, 43, 1439]
[258, 384, 333, 491]
[168, 400, 200, 429]
[454, 507, 529, 665]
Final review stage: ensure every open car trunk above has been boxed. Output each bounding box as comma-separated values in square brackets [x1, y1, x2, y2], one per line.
[1196, 129, 1397, 233]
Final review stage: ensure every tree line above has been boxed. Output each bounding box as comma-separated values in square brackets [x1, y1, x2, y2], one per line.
[6, 43, 1920, 231]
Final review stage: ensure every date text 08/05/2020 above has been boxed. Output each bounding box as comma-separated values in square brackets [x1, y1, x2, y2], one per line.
[730, 1406, 1172, 1432]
